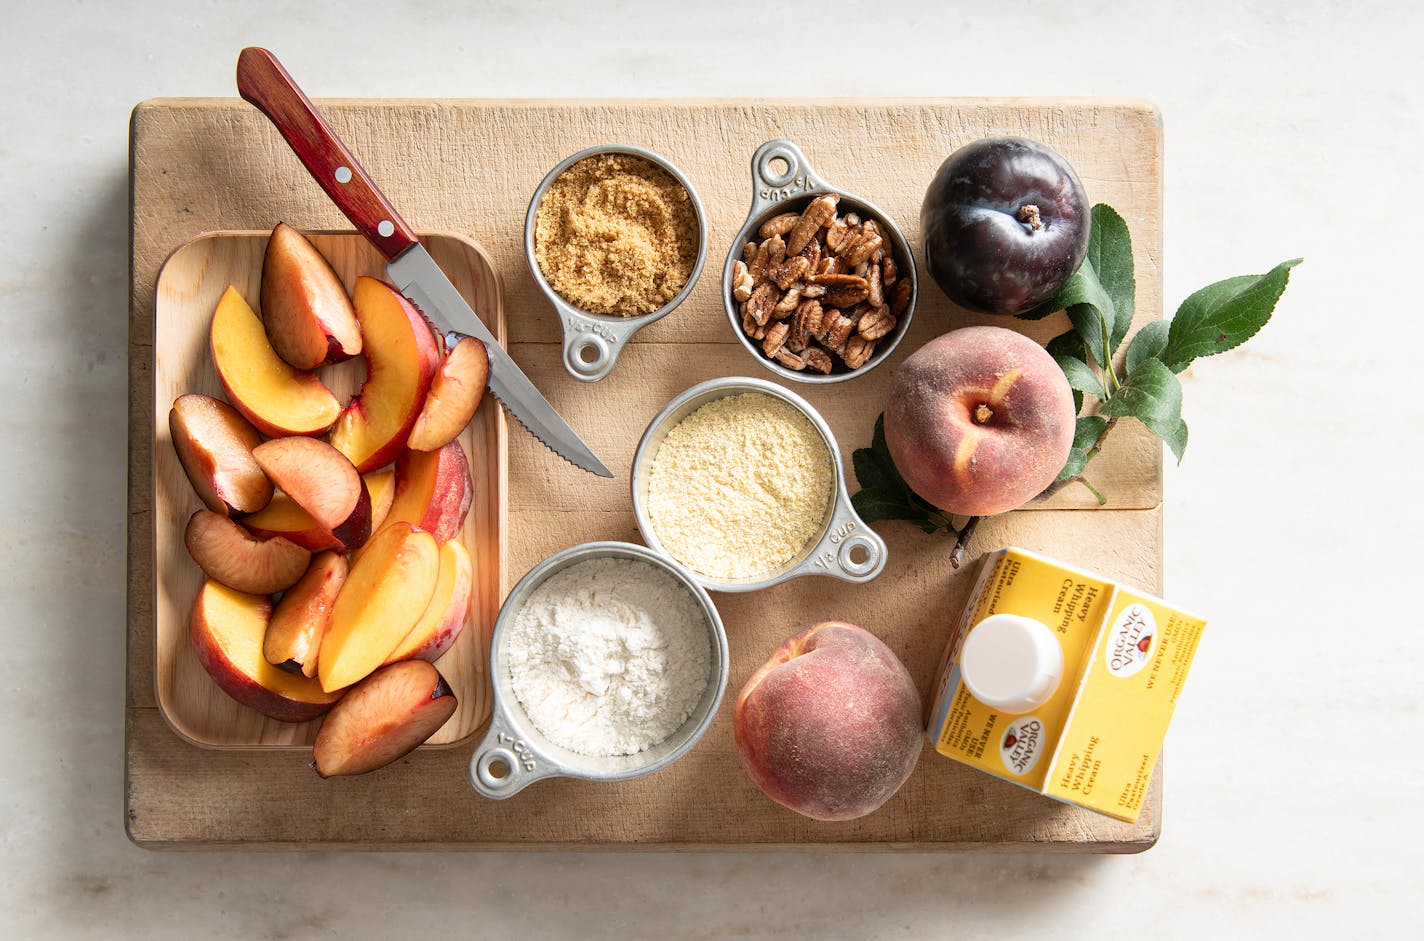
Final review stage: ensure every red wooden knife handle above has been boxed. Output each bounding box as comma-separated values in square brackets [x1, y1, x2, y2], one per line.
[236, 47, 419, 262]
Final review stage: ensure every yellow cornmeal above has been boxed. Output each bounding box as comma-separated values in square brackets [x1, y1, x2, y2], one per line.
[647, 393, 833, 581]
[533, 153, 698, 316]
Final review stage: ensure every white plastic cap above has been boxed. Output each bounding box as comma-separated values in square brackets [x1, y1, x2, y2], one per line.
[959, 613, 1064, 715]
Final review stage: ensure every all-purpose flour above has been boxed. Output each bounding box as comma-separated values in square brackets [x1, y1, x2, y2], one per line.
[506, 557, 711, 757]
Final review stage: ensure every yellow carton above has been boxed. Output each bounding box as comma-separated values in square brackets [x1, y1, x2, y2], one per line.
[927, 547, 1207, 822]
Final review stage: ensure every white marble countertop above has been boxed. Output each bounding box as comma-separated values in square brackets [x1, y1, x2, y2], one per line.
[4, 0, 1416, 936]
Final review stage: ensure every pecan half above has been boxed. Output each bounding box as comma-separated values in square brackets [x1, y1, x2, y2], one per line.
[765, 233, 787, 269]
[890, 278, 912, 316]
[797, 236, 821, 271]
[825, 216, 850, 254]
[843, 231, 883, 268]
[867, 263, 884, 307]
[741, 306, 765, 341]
[821, 312, 857, 350]
[842, 335, 875, 369]
[824, 284, 870, 308]
[769, 255, 810, 290]
[803, 346, 834, 374]
[758, 212, 800, 239]
[732, 260, 754, 302]
[774, 284, 803, 315]
[762, 321, 790, 357]
[809, 272, 867, 288]
[773, 348, 806, 371]
[749, 240, 771, 281]
[857, 305, 896, 341]
[787, 194, 839, 255]
[792, 298, 825, 347]
[881, 256, 898, 287]
[747, 282, 780, 326]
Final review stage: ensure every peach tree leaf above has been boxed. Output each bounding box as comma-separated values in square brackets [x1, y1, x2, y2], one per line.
[1099, 359, 1188, 462]
[1159, 259, 1301, 372]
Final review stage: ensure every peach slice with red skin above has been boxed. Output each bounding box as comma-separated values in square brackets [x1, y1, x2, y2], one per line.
[190, 580, 342, 723]
[264, 551, 348, 677]
[318, 522, 441, 693]
[184, 509, 310, 595]
[383, 539, 473, 665]
[209, 285, 341, 437]
[330, 277, 441, 472]
[168, 393, 272, 517]
[251, 436, 372, 552]
[381, 441, 473, 544]
[407, 337, 490, 452]
[312, 660, 457, 777]
[260, 222, 362, 369]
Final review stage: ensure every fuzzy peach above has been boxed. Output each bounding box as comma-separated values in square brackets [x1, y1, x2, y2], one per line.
[884, 326, 1075, 516]
[733, 621, 922, 822]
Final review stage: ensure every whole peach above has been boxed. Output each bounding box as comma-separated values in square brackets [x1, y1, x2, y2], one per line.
[733, 622, 922, 822]
[884, 326, 1075, 516]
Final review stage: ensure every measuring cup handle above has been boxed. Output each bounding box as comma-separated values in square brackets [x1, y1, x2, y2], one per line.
[806, 497, 888, 583]
[559, 310, 641, 383]
[468, 712, 558, 799]
[745, 139, 829, 220]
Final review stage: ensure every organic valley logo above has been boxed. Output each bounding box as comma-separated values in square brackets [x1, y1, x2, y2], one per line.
[999, 717, 1045, 776]
[1106, 603, 1157, 678]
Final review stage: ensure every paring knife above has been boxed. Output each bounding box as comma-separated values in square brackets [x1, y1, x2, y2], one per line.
[235, 46, 613, 479]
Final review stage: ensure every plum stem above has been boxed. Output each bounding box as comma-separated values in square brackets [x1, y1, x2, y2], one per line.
[1017, 204, 1043, 231]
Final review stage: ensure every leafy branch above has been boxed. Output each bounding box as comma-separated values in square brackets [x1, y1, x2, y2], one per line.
[851, 201, 1300, 566]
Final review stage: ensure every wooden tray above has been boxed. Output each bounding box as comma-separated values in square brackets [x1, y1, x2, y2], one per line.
[151, 231, 506, 747]
[129, 98, 1165, 850]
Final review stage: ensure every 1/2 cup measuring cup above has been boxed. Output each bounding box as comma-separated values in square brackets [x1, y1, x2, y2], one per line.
[525, 144, 709, 383]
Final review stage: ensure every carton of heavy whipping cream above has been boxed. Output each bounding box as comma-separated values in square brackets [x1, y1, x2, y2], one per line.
[927, 547, 1207, 822]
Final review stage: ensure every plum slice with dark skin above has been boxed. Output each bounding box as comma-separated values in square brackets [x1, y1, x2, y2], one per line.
[921, 137, 1090, 315]
[311, 660, 457, 777]
[251, 436, 372, 551]
[184, 509, 311, 595]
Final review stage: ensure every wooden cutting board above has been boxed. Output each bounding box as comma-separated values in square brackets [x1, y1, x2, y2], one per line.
[128, 97, 1165, 850]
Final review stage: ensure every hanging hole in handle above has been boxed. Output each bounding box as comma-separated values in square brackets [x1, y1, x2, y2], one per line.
[566, 333, 613, 379]
[837, 534, 881, 578]
[475, 747, 520, 791]
[757, 144, 800, 189]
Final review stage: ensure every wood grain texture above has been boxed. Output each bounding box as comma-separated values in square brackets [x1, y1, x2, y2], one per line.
[129, 98, 1165, 849]
[150, 233, 506, 747]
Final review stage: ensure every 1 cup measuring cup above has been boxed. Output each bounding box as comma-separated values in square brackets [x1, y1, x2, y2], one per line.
[525, 144, 709, 383]
[630, 376, 888, 593]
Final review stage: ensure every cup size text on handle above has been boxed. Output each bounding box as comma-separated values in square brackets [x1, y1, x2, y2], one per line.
[235, 47, 419, 263]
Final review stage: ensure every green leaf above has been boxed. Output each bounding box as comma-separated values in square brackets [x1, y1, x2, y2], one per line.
[1086, 204, 1136, 355]
[850, 415, 952, 534]
[1054, 354, 1105, 397]
[1158, 259, 1301, 372]
[1046, 329, 1087, 362]
[1020, 204, 1135, 370]
[1099, 359, 1189, 462]
[1125, 320, 1170, 374]
[1055, 416, 1110, 482]
[1074, 415, 1109, 450]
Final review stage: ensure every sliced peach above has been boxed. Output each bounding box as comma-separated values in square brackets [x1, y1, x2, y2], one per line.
[365, 468, 397, 533]
[252, 437, 372, 551]
[407, 337, 489, 452]
[381, 441, 473, 543]
[264, 551, 348, 677]
[240, 492, 342, 552]
[383, 539, 473, 665]
[184, 509, 310, 595]
[169, 393, 272, 516]
[329, 277, 441, 472]
[318, 522, 440, 692]
[260, 222, 362, 369]
[312, 660, 456, 777]
[210, 285, 341, 437]
[190, 580, 342, 722]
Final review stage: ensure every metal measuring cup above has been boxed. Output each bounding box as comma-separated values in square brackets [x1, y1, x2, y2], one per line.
[722, 139, 918, 383]
[525, 144, 709, 383]
[630, 376, 887, 592]
[468, 541, 729, 799]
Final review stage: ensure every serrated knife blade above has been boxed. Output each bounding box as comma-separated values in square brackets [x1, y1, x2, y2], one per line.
[235, 46, 612, 478]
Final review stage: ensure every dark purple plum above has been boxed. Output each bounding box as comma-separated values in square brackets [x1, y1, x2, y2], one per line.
[920, 138, 1090, 315]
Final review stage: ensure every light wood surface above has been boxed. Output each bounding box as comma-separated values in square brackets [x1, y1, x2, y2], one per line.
[129, 98, 1164, 849]
[151, 232, 506, 747]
